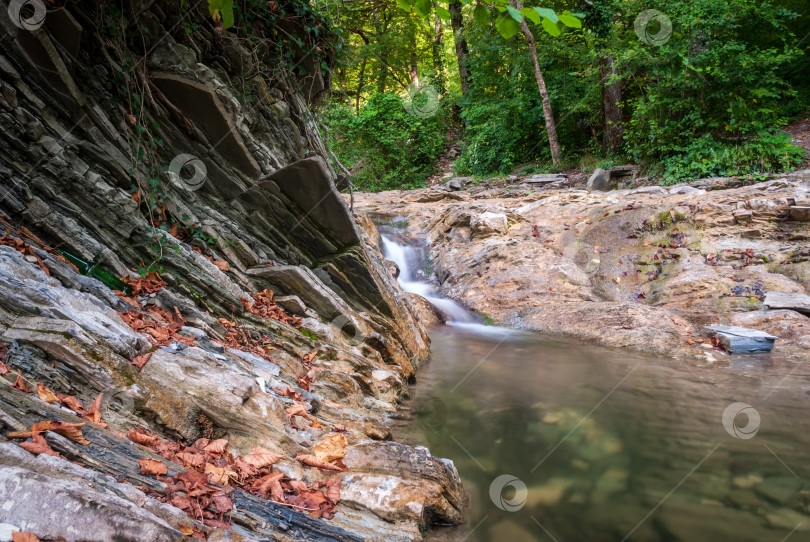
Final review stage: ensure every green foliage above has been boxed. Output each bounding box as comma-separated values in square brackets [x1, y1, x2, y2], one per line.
[207, 0, 235, 29]
[395, 0, 580, 39]
[653, 131, 805, 184]
[621, 0, 802, 165]
[324, 92, 448, 191]
[325, 0, 809, 186]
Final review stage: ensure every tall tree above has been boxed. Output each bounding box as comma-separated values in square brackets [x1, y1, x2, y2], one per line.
[432, 10, 447, 92]
[511, 0, 561, 164]
[585, 0, 623, 152]
[448, 0, 470, 95]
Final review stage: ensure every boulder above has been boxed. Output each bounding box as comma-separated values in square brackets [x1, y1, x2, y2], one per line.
[586, 168, 615, 191]
[763, 291, 810, 315]
[444, 177, 470, 191]
[470, 212, 508, 238]
[706, 325, 777, 354]
[407, 293, 443, 327]
[0, 460, 188, 542]
[340, 442, 464, 529]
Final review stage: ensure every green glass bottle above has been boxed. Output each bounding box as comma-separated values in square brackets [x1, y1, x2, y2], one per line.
[56, 249, 133, 296]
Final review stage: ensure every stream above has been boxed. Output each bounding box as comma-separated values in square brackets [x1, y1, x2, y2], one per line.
[381, 231, 810, 542]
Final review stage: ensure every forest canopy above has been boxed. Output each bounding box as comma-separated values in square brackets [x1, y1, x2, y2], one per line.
[208, 0, 810, 191]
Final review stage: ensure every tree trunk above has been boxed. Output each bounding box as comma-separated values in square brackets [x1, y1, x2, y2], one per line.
[512, 0, 561, 164]
[598, 51, 623, 153]
[373, 4, 388, 93]
[356, 57, 367, 114]
[432, 10, 446, 93]
[448, 0, 470, 95]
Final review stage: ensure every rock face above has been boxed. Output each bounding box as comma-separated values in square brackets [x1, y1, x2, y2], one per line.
[0, 4, 457, 541]
[470, 211, 508, 238]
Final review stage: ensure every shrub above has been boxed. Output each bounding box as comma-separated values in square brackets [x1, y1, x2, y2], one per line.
[323, 92, 447, 191]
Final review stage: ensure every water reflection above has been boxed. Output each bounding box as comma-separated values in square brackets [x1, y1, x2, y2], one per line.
[398, 326, 810, 542]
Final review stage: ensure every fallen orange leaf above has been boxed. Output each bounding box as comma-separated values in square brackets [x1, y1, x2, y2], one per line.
[36, 383, 59, 403]
[312, 433, 348, 463]
[296, 454, 347, 472]
[139, 458, 168, 476]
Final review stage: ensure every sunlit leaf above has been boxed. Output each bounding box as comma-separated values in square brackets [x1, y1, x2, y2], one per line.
[533, 7, 558, 23]
[520, 8, 541, 24]
[436, 5, 451, 20]
[559, 10, 581, 28]
[413, 0, 431, 17]
[541, 17, 561, 36]
[495, 13, 520, 39]
[506, 5, 523, 23]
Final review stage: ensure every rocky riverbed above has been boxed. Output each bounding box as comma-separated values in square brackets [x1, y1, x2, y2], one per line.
[354, 172, 810, 363]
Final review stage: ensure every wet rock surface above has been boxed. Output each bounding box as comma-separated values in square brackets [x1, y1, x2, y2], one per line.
[354, 173, 810, 362]
[0, 4, 459, 540]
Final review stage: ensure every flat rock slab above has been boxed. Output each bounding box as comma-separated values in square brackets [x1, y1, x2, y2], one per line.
[268, 156, 360, 246]
[763, 291, 810, 314]
[524, 174, 567, 184]
[706, 325, 777, 354]
[152, 72, 260, 179]
[789, 206, 810, 221]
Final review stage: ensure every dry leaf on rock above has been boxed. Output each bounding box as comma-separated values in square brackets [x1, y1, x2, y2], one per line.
[312, 433, 348, 463]
[203, 439, 228, 455]
[12, 371, 30, 393]
[128, 427, 159, 447]
[286, 403, 308, 418]
[296, 454, 347, 472]
[11, 532, 41, 542]
[31, 420, 90, 445]
[175, 452, 205, 468]
[57, 394, 86, 415]
[242, 446, 283, 469]
[211, 493, 234, 513]
[19, 434, 62, 458]
[139, 458, 168, 476]
[251, 471, 284, 499]
[204, 463, 237, 486]
[36, 382, 59, 403]
[132, 352, 152, 369]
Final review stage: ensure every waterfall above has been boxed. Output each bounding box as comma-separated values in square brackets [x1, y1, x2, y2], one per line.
[381, 234, 498, 328]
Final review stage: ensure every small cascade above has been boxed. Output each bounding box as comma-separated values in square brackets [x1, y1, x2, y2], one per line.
[381, 233, 517, 336]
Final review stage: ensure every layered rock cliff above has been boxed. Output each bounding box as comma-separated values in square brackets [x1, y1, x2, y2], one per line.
[0, 2, 461, 540]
